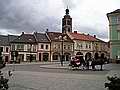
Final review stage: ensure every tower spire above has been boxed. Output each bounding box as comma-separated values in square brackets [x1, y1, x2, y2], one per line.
[62, 6, 72, 33]
[65, 6, 69, 15]
[67, 5, 68, 9]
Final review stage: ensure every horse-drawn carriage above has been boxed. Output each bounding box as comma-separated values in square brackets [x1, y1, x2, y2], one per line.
[69, 53, 109, 71]
[69, 54, 85, 70]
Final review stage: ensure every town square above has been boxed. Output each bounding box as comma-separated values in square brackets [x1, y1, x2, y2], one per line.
[0, 0, 120, 90]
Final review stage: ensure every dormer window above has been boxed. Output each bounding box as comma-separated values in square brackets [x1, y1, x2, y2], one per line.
[55, 37, 58, 40]
[29, 39, 32, 41]
[63, 36, 67, 40]
[58, 36, 62, 40]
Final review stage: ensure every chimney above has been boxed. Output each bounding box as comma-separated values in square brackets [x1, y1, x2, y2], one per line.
[94, 35, 96, 38]
[22, 32, 24, 34]
[34, 32, 37, 34]
[46, 29, 49, 32]
[74, 31, 77, 34]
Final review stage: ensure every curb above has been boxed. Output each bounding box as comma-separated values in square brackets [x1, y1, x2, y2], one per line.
[6, 62, 55, 66]
[39, 64, 69, 70]
[39, 66, 68, 70]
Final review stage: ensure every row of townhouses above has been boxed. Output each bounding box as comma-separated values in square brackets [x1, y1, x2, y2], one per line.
[0, 31, 109, 63]
[0, 8, 110, 63]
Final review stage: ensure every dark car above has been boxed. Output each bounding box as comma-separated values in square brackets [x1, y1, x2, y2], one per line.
[115, 56, 120, 64]
[116, 58, 120, 64]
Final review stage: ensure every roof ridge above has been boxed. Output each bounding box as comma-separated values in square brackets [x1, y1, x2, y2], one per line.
[48, 32, 62, 34]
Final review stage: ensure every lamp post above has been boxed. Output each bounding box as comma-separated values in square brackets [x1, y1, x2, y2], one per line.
[59, 33, 65, 66]
[30, 44, 32, 63]
[61, 34, 64, 66]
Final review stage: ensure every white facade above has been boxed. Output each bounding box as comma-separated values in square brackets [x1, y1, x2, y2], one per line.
[10, 43, 37, 62]
[74, 40, 93, 56]
[0, 46, 10, 62]
[37, 43, 50, 61]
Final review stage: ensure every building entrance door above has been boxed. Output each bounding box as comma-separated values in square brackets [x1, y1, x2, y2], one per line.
[43, 53, 49, 61]
[5, 56, 8, 62]
[39, 53, 41, 61]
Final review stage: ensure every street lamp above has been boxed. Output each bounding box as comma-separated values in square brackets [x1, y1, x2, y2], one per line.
[30, 44, 32, 63]
[59, 34, 67, 66]
[61, 34, 64, 66]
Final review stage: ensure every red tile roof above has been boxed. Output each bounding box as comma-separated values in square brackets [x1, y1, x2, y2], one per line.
[47, 32, 73, 42]
[69, 32, 97, 41]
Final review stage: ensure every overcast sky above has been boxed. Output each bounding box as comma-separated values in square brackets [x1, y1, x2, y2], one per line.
[0, 0, 120, 41]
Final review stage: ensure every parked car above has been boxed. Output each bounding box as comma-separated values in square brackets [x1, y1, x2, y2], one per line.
[116, 58, 120, 64]
[116, 56, 120, 64]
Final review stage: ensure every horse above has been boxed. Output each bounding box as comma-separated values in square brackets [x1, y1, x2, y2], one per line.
[91, 57, 108, 71]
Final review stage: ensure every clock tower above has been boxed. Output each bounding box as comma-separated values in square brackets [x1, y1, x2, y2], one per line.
[62, 8, 72, 33]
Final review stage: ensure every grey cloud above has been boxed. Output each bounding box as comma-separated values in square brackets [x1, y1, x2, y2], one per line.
[0, 0, 61, 34]
[73, 26, 108, 40]
[62, 0, 83, 9]
[0, 0, 108, 41]
[62, 0, 75, 9]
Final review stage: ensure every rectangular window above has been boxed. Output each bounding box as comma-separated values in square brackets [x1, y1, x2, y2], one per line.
[80, 44, 83, 48]
[112, 16, 117, 24]
[63, 20, 66, 25]
[26, 54, 36, 61]
[17, 44, 24, 51]
[33, 45, 36, 51]
[89, 44, 91, 49]
[64, 45, 66, 49]
[27, 44, 31, 51]
[76, 43, 80, 49]
[58, 44, 60, 49]
[117, 25, 120, 31]
[117, 16, 120, 24]
[67, 20, 71, 25]
[11, 45, 15, 51]
[68, 28, 71, 32]
[17, 45, 20, 49]
[46, 45, 48, 49]
[68, 45, 71, 49]
[41, 44, 44, 49]
[86, 44, 88, 49]
[6, 47, 9, 52]
[118, 32, 120, 40]
[54, 44, 57, 49]
[0, 47, 3, 52]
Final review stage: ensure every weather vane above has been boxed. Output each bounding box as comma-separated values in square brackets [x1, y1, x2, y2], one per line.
[65, 1, 69, 15]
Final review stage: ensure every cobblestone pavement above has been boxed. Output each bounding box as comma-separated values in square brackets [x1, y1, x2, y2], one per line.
[7, 71, 106, 90]
[1, 63, 120, 90]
